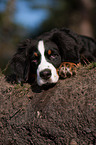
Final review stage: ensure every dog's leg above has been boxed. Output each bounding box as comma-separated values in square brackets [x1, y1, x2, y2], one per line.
[57, 62, 80, 78]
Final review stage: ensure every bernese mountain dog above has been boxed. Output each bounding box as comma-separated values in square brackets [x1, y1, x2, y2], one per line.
[11, 28, 96, 86]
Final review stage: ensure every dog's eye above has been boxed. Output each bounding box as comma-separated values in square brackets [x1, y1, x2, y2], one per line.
[32, 59, 38, 63]
[31, 52, 39, 63]
[50, 53, 58, 59]
[47, 50, 56, 58]
[50, 55, 56, 59]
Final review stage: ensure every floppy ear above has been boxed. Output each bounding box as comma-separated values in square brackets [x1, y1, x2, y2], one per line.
[11, 39, 31, 83]
[51, 28, 81, 64]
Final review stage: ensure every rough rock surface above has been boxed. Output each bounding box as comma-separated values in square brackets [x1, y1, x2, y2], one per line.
[0, 65, 96, 145]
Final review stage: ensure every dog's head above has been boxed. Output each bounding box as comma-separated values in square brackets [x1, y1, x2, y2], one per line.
[29, 39, 61, 86]
[11, 28, 80, 86]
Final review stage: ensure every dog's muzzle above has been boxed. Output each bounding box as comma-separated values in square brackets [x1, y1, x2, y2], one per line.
[40, 69, 51, 80]
[37, 62, 59, 86]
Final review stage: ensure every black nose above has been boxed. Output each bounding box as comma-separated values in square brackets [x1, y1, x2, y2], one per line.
[40, 69, 51, 80]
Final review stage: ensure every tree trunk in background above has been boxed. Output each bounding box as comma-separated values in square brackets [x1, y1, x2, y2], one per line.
[79, 0, 94, 37]
[0, 0, 16, 69]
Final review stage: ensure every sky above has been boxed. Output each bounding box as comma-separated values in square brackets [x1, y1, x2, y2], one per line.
[14, 0, 49, 30]
[0, 0, 50, 30]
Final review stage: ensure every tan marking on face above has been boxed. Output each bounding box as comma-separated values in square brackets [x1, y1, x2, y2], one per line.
[34, 52, 38, 57]
[56, 68, 59, 76]
[48, 50, 52, 55]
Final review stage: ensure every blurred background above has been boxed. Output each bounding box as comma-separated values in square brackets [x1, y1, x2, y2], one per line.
[0, 0, 96, 72]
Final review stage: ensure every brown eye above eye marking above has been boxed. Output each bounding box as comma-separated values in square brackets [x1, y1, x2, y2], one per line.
[48, 50, 51, 55]
[34, 52, 38, 57]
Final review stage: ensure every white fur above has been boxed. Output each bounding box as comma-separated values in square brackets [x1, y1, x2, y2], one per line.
[37, 40, 59, 86]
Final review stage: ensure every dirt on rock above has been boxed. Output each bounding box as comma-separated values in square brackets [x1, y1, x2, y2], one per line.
[0, 64, 96, 145]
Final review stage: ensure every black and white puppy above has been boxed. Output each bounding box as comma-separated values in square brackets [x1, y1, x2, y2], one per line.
[11, 28, 96, 86]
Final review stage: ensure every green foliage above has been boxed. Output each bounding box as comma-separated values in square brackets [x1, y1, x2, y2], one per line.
[87, 62, 96, 70]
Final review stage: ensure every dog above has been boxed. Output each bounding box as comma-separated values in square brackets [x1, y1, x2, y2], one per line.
[11, 28, 96, 86]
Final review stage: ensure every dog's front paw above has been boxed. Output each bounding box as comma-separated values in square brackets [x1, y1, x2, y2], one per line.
[57, 62, 79, 78]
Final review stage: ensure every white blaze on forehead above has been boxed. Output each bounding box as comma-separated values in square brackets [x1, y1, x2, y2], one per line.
[37, 40, 59, 86]
[38, 40, 46, 62]
[38, 41, 44, 55]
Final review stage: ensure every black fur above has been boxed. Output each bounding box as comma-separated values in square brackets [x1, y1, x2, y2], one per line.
[11, 28, 96, 83]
